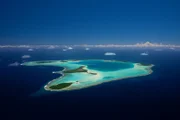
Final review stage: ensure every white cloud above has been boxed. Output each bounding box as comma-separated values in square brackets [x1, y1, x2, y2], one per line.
[8, 62, 20, 66]
[28, 48, 34, 51]
[68, 47, 73, 50]
[170, 47, 175, 50]
[104, 52, 116, 56]
[22, 55, 31, 59]
[85, 48, 90, 50]
[47, 46, 55, 49]
[63, 49, 67, 51]
[140, 52, 148, 56]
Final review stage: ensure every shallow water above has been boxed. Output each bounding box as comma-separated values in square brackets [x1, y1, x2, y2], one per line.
[22, 59, 153, 92]
[70, 60, 134, 71]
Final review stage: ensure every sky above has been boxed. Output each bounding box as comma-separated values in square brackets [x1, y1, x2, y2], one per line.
[1, 0, 180, 44]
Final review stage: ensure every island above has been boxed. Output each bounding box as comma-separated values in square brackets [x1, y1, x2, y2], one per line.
[63, 66, 88, 73]
[21, 59, 154, 91]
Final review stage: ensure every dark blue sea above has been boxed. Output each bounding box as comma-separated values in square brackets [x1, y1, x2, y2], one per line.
[0, 47, 179, 119]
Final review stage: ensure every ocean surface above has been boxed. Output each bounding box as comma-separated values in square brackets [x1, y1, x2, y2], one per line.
[70, 59, 134, 71]
[0, 47, 179, 118]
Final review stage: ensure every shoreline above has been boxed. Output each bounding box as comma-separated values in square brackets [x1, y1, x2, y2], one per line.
[22, 59, 154, 92]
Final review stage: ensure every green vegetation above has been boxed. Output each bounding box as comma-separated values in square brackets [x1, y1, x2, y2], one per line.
[49, 83, 73, 89]
[63, 66, 88, 73]
[139, 63, 152, 66]
[89, 72, 97, 75]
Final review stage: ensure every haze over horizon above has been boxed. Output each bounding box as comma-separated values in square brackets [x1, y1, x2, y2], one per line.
[1, 0, 180, 45]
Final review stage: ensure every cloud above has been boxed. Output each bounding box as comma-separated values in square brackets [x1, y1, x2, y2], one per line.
[85, 48, 90, 50]
[170, 47, 175, 50]
[47, 46, 55, 49]
[8, 62, 20, 67]
[68, 47, 73, 50]
[28, 48, 34, 51]
[104, 52, 116, 56]
[22, 55, 31, 59]
[140, 52, 148, 56]
[63, 49, 67, 51]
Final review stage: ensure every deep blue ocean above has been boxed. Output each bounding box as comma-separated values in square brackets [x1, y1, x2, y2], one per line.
[0, 47, 179, 119]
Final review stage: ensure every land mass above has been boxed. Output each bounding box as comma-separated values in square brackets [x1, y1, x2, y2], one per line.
[49, 83, 73, 90]
[63, 66, 88, 73]
[22, 59, 154, 91]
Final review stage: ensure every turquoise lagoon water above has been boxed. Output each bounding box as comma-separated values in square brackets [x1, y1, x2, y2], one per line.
[68, 60, 134, 71]
[22, 60, 153, 92]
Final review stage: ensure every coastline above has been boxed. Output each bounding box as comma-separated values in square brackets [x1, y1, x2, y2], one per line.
[22, 59, 154, 92]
